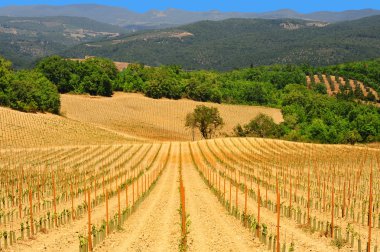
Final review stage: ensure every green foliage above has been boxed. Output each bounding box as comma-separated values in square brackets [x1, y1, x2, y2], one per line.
[115, 59, 380, 144]
[185, 105, 224, 139]
[65, 16, 380, 70]
[320, 58, 380, 95]
[0, 55, 60, 113]
[114, 63, 146, 92]
[0, 56, 12, 77]
[345, 129, 363, 145]
[281, 84, 380, 143]
[115, 63, 302, 106]
[5, 51, 380, 144]
[331, 237, 347, 250]
[36, 56, 77, 93]
[0, 16, 125, 69]
[37, 56, 116, 96]
[4, 72, 60, 113]
[234, 113, 282, 138]
[311, 83, 327, 95]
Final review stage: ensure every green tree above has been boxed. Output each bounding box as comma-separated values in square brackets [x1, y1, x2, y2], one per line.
[7, 71, 60, 113]
[239, 113, 281, 138]
[0, 56, 12, 106]
[312, 83, 327, 95]
[36, 55, 76, 93]
[0, 56, 12, 78]
[344, 129, 362, 145]
[306, 119, 329, 143]
[185, 105, 224, 139]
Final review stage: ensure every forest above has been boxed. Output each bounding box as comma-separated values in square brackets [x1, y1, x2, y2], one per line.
[64, 16, 380, 70]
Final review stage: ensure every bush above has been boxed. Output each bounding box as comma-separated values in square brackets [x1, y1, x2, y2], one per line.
[235, 113, 282, 138]
[37, 56, 117, 96]
[7, 71, 60, 113]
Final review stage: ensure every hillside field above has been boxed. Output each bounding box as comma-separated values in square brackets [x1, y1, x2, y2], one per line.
[61, 92, 283, 141]
[0, 93, 379, 252]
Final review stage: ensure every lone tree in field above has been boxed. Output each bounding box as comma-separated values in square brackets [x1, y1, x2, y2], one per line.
[185, 105, 224, 139]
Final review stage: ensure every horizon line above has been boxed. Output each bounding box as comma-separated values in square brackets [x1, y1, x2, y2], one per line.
[0, 3, 379, 15]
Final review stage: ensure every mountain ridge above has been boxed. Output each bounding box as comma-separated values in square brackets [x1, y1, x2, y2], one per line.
[63, 15, 380, 70]
[0, 15, 126, 68]
[0, 4, 380, 29]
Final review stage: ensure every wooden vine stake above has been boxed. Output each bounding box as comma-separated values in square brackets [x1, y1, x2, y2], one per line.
[307, 161, 310, 225]
[29, 188, 34, 236]
[94, 175, 97, 204]
[244, 176, 248, 227]
[87, 190, 92, 252]
[106, 191, 109, 235]
[257, 179, 261, 237]
[137, 175, 139, 197]
[368, 160, 373, 252]
[118, 187, 121, 226]
[235, 170, 238, 210]
[342, 180, 346, 218]
[323, 178, 326, 212]
[71, 183, 75, 221]
[132, 180, 135, 205]
[229, 170, 232, 210]
[331, 168, 335, 238]
[289, 170, 292, 211]
[18, 176, 22, 219]
[126, 183, 129, 209]
[37, 182, 40, 211]
[223, 168, 226, 200]
[102, 175, 105, 196]
[276, 172, 280, 252]
[52, 172, 57, 227]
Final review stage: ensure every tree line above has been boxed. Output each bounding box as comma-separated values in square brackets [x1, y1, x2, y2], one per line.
[1, 54, 380, 144]
[0, 57, 60, 113]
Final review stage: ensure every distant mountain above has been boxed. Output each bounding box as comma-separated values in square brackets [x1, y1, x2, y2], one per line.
[0, 4, 380, 29]
[0, 16, 125, 68]
[63, 16, 380, 70]
[0, 5, 139, 26]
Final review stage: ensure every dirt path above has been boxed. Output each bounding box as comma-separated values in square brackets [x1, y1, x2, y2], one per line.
[94, 143, 180, 252]
[180, 142, 264, 252]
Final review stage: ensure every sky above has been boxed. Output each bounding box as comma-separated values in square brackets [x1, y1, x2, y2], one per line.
[0, 0, 379, 13]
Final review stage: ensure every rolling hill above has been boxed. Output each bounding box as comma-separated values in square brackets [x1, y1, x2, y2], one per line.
[64, 16, 380, 70]
[60, 92, 283, 142]
[0, 16, 126, 68]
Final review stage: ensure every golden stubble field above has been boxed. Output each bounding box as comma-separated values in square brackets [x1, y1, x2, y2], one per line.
[0, 106, 140, 149]
[60, 92, 284, 141]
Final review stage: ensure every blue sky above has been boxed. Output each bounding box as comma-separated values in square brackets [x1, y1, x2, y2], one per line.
[0, 0, 379, 13]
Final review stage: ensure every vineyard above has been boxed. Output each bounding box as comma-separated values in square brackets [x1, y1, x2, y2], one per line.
[0, 137, 379, 251]
[306, 74, 379, 101]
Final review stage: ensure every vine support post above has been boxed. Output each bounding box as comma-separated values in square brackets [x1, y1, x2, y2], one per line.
[368, 161, 373, 252]
[87, 189, 92, 252]
[276, 173, 280, 252]
[29, 188, 34, 236]
[106, 191, 109, 235]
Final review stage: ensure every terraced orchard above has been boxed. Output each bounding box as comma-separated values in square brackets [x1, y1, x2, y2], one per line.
[0, 138, 379, 252]
[306, 74, 379, 101]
